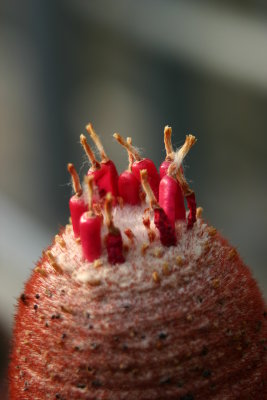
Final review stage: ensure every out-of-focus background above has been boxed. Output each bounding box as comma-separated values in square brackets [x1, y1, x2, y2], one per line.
[1, 0, 267, 396]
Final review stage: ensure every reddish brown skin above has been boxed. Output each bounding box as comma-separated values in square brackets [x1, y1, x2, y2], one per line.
[9, 229, 267, 399]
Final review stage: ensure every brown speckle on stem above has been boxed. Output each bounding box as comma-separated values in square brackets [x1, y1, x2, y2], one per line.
[228, 248, 238, 260]
[141, 243, 149, 256]
[176, 256, 184, 266]
[152, 271, 160, 283]
[46, 251, 63, 275]
[196, 207, 203, 219]
[162, 262, 170, 276]
[212, 279, 220, 288]
[186, 314, 193, 322]
[143, 212, 156, 243]
[124, 228, 135, 245]
[35, 267, 48, 277]
[87, 279, 102, 287]
[61, 305, 75, 315]
[208, 227, 217, 237]
[93, 259, 102, 269]
[153, 247, 164, 258]
[55, 235, 66, 248]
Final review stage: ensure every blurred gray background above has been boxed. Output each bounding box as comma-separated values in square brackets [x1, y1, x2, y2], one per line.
[1, 0, 267, 397]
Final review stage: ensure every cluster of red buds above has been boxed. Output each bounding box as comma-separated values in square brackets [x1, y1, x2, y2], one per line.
[68, 124, 197, 264]
[9, 122, 267, 400]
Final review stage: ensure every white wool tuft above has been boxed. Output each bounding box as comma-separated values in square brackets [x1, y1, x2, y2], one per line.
[52, 205, 210, 294]
[173, 148, 184, 170]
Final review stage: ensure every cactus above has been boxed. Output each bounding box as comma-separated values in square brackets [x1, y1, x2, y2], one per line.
[9, 126, 267, 399]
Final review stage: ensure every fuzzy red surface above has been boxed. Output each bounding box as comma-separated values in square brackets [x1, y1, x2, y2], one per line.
[9, 227, 267, 400]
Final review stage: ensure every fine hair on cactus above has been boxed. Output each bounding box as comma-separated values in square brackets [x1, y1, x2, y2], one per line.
[9, 124, 267, 400]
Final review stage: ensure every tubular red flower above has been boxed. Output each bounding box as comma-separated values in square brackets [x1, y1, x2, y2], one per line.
[140, 169, 177, 247]
[118, 171, 140, 205]
[67, 163, 87, 237]
[104, 193, 125, 264]
[159, 175, 186, 226]
[114, 133, 160, 200]
[80, 213, 102, 261]
[79, 176, 102, 262]
[86, 124, 119, 197]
